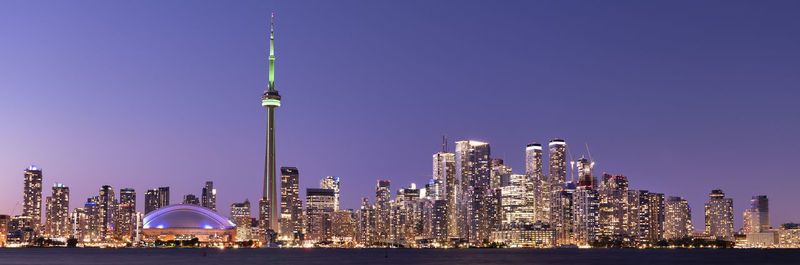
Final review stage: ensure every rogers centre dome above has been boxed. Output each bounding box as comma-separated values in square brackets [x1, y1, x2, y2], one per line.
[142, 204, 237, 242]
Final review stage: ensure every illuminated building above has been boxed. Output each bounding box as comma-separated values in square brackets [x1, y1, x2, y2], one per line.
[0, 215, 9, 246]
[778, 223, 800, 248]
[331, 209, 356, 243]
[230, 199, 252, 241]
[201, 181, 216, 211]
[432, 151, 455, 238]
[490, 221, 555, 247]
[142, 204, 236, 243]
[280, 167, 303, 241]
[431, 199, 448, 243]
[490, 158, 512, 189]
[550, 183, 575, 245]
[320, 176, 341, 211]
[45, 183, 70, 238]
[260, 13, 281, 233]
[455, 140, 491, 243]
[576, 157, 595, 188]
[305, 188, 335, 242]
[97, 185, 116, 241]
[664, 196, 693, 240]
[743, 195, 769, 234]
[158, 187, 170, 209]
[500, 174, 533, 227]
[355, 198, 375, 245]
[572, 186, 599, 246]
[23, 165, 43, 230]
[375, 180, 391, 242]
[183, 194, 200, 205]
[116, 188, 137, 242]
[548, 139, 567, 186]
[525, 143, 549, 225]
[6, 216, 36, 245]
[647, 193, 665, 242]
[704, 189, 734, 241]
[598, 174, 628, 238]
[144, 189, 159, 214]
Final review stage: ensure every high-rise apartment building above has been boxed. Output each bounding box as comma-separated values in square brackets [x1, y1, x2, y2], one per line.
[664, 196, 693, 240]
[375, 180, 391, 242]
[548, 139, 567, 186]
[23, 166, 43, 227]
[280, 167, 303, 241]
[97, 185, 116, 241]
[183, 194, 200, 205]
[432, 151, 455, 238]
[572, 186, 599, 246]
[490, 159, 512, 189]
[231, 199, 252, 241]
[455, 140, 491, 243]
[355, 198, 375, 245]
[157, 187, 170, 209]
[704, 189, 734, 241]
[525, 143, 549, 225]
[576, 157, 595, 188]
[201, 181, 216, 211]
[116, 188, 136, 242]
[144, 189, 158, 214]
[598, 174, 628, 238]
[45, 183, 70, 238]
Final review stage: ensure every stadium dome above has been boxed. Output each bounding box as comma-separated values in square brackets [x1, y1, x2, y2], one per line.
[143, 204, 235, 230]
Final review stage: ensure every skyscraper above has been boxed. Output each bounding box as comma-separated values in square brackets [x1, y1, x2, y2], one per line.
[664, 196, 693, 240]
[260, 13, 282, 233]
[432, 151, 455, 237]
[743, 195, 769, 234]
[375, 180, 391, 242]
[490, 159, 512, 189]
[280, 167, 303, 240]
[157, 187, 170, 209]
[525, 143, 549, 225]
[183, 194, 200, 205]
[454, 140, 491, 242]
[45, 183, 69, 238]
[231, 199, 252, 241]
[598, 174, 628, 238]
[320, 176, 341, 211]
[704, 189, 734, 241]
[305, 188, 335, 242]
[576, 157, 595, 188]
[201, 181, 216, 211]
[116, 188, 136, 242]
[144, 189, 159, 214]
[548, 139, 567, 186]
[97, 185, 116, 241]
[23, 166, 43, 226]
[572, 186, 599, 246]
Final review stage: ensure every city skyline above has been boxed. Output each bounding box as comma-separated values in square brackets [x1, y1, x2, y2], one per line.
[2, 0, 800, 234]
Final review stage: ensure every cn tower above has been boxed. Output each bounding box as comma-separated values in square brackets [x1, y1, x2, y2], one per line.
[261, 12, 281, 232]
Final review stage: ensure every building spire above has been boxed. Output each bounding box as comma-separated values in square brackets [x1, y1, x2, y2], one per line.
[268, 12, 276, 91]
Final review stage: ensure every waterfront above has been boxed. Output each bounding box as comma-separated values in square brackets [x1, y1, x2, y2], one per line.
[1, 248, 800, 265]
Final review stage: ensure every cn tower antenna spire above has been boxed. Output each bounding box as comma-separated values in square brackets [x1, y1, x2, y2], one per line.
[268, 12, 276, 91]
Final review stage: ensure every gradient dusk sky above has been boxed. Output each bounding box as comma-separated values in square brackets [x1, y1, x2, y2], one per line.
[1, 0, 799, 231]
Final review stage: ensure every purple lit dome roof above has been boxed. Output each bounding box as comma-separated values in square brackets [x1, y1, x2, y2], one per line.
[143, 204, 235, 230]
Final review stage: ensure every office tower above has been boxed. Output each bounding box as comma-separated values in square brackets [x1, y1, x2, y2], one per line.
[97, 185, 115, 241]
[355, 198, 375, 245]
[501, 174, 533, 227]
[375, 180, 391, 242]
[432, 151, 456, 238]
[144, 189, 159, 214]
[320, 176, 341, 211]
[260, 13, 282, 233]
[70, 208, 87, 242]
[525, 143, 549, 225]
[455, 140, 491, 243]
[231, 199, 252, 241]
[664, 196, 693, 240]
[488, 159, 509, 190]
[572, 186, 599, 246]
[116, 188, 136, 242]
[598, 174, 628, 238]
[280, 167, 302, 240]
[705, 189, 734, 241]
[743, 195, 769, 234]
[183, 194, 200, 205]
[487, 188, 503, 232]
[647, 192, 665, 242]
[398, 183, 421, 202]
[201, 181, 216, 211]
[23, 166, 43, 226]
[576, 157, 595, 188]
[45, 183, 70, 238]
[157, 187, 170, 209]
[84, 198, 101, 242]
[331, 209, 356, 242]
[548, 139, 567, 186]
[551, 183, 575, 245]
[306, 188, 335, 242]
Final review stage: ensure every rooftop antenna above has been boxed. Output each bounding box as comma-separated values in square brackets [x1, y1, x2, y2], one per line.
[566, 141, 576, 183]
[442, 135, 447, 153]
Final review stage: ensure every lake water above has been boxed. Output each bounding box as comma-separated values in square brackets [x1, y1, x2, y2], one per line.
[0, 248, 798, 265]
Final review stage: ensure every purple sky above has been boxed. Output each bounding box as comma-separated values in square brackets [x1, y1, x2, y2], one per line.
[1, 0, 799, 231]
